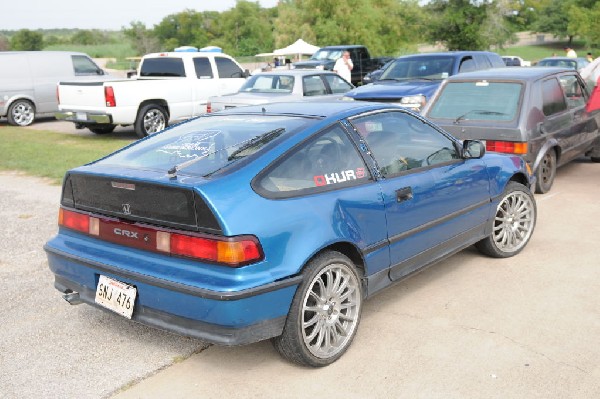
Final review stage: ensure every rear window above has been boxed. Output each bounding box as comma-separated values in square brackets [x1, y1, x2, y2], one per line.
[240, 75, 295, 93]
[95, 115, 313, 176]
[140, 58, 186, 77]
[427, 81, 523, 122]
[380, 56, 456, 81]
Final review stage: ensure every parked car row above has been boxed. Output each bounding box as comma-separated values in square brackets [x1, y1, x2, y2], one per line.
[43, 47, 600, 368]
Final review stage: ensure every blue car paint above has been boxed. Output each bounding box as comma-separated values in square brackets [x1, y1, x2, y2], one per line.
[346, 79, 442, 101]
[45, 101, 532, 345]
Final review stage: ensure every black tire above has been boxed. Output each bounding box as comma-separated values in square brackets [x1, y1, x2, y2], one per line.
[134, 104, 167, 138]
[475, 181, 536, 258]
[272, 251, 363, 367]
[7, 99, 35, 126]
[535, 150, 556, 194]
[88, 124, 116, 134]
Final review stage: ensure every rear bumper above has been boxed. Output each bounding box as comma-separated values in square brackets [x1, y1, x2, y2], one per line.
[45, 242, 300, 346]
[55, 111, 113, 124]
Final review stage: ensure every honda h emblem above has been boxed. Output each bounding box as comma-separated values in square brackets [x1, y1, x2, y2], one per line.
[122, 203, 131, 215]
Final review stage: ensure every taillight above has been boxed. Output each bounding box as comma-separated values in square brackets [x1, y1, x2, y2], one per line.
[486, 140, 528, 155]
[105, 86, 116, 107]
[206, 101, 212, 113]
[58, 208, 263, 267]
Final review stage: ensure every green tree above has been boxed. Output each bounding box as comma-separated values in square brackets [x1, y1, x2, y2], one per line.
[10, 29, 44, 50]
[532, 0, 577, 44]
[213, 1, 275, 56]
[273, 0, 425, 56]
[123, 21, 160, 55]
[425, 0, 515, 51]
[153, 10, 220, 51]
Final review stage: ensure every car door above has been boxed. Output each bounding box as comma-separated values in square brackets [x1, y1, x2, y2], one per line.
[558, 73, 598, 162]
[192, 57, 219, 114]
[350, 110, 491, 281]
[538, 77, 575, 162]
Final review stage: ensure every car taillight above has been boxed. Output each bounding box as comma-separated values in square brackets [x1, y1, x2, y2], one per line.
[486, 140, 528, 155]
[105, 86, 116, 107]
[206, 101, 212, 113]
[58, 208, 263, 267]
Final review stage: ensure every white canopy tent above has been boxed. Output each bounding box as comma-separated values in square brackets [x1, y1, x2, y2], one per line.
[273, 39, 320, 61]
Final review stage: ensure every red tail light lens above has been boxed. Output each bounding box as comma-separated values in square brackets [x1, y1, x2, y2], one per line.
[206, 102, 212, 113]
[486, 140, 528, 155]
[58, 208, 263, 267]
[105, 86, 116, 107]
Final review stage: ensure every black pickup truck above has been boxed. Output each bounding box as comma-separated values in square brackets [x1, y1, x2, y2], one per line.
[293, 45, 392, 85]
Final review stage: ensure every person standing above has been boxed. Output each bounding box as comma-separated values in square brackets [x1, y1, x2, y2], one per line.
[564, 46, 577, 58]
[587, 52, 594, 62]
[334, 51, 353, 83]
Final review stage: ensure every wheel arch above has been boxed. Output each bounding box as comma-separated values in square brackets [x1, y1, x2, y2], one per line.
[5, 96, 37, 114]
[299, 241, 367, 287]
[136, 99, 170, 121]
[532, 140, 560, 173]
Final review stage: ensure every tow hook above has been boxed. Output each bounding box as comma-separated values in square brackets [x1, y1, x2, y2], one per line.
[63, 291, 83, 305]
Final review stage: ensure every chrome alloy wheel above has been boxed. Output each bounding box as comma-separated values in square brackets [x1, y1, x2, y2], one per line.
[143, 109, 166, 134]
[11, 101, 35, 126]
[301, 263, 362, 359]
[493, 190, 535, 253]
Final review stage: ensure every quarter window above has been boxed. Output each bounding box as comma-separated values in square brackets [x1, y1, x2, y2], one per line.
[352, 111, 460, 177]
[559, 74, 586, 109]
[215, 57, 244, 79]
[257, 124, 369, 195]
[72, 55, 102, 75]
[140, 58, 186, 77]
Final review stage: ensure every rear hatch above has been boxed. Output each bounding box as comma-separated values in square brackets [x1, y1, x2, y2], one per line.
[62, 172, 222, 234]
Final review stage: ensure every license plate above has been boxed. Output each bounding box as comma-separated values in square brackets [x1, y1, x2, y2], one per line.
[95, 275, 137, 319]
[76, 112, 87, 121]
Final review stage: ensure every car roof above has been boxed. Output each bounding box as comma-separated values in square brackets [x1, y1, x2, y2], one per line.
[442, 66, 576, 82]
[251, 70, 339, 77]
[538, 56, 585, 62]
[394, 51, 497, 60]
[319, 45, 365, 50]
[214, 100, 398, 119]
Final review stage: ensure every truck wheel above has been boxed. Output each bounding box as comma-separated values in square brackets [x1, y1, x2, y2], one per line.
[135, 104, 167, 138]
[88, 125, 116, 134]
[8, 100, 35, 126]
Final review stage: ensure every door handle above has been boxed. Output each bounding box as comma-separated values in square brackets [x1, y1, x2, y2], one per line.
[396, 187, 413, 203]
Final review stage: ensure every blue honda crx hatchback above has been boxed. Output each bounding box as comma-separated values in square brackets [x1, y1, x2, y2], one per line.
[45, 101, 536, 367]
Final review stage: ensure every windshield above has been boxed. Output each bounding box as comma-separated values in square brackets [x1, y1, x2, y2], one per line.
[310, 49, 343, 62]
[538, 59, 578, 69]
[380, 56, 456, 81]
[239, 75, 295, 93]
[96, 115, 312, 176]
[427, 81, 523, 122]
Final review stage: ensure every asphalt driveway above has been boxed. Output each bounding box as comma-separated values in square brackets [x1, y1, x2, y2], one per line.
[0, 132, 598, 398]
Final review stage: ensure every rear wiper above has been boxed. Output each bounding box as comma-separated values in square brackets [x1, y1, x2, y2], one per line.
[454, 110, 507, 124]
[227, 127, 285, 160]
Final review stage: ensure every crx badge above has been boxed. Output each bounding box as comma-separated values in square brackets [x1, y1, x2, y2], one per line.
[122, 203, 131, 215]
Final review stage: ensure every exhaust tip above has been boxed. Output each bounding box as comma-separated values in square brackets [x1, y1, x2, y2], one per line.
[63, 291, 83, 305]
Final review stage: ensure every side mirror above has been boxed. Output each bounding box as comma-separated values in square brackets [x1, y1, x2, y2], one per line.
[463, 140, 485, 159]
[243, 69, 250, 79]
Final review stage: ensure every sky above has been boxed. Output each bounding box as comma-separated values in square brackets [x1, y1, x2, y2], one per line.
[1, 0, 280, 31]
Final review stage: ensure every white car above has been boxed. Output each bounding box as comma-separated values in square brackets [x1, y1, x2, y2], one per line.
[207, 70, 354, 112]
[502, 56, 531, 67]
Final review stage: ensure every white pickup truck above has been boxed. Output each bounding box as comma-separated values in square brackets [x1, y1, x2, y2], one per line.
[55, 51, 249, 137]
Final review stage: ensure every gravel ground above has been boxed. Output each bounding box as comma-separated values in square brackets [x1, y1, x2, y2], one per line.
[0, 172, 209, 399]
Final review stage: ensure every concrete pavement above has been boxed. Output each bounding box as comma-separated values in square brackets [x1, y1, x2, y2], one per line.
[1, 124, 599, 397]
[113, 159, 600, 398]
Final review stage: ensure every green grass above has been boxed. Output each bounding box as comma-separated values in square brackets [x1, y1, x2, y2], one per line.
[497, 41, 600, 64]
[0, 127, 135, 184]
[43, 43, 137, 59]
